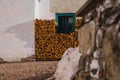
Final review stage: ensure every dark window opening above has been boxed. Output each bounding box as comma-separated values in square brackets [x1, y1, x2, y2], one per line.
[56, 13, 75, 34]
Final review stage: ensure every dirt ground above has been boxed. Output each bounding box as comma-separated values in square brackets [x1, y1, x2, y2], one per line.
[0, 61, 58, 80]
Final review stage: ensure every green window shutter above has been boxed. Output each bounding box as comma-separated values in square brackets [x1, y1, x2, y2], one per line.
[56, 13, 76, 33]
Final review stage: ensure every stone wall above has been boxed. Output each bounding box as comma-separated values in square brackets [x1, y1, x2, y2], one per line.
[78, 21, 96, 55]
[77, 0, 120, 80]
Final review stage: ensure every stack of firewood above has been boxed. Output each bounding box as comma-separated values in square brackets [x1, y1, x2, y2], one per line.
[35, 19, 79, 60]
[75, 17, 83, 29]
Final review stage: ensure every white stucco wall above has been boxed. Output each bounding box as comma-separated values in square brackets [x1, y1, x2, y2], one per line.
[0, 0, 34, 61]
[50, 0, 88, 13]
[35, 0, 55, 19]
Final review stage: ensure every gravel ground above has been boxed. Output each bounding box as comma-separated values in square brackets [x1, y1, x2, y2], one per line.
[0, 61, 58, 80]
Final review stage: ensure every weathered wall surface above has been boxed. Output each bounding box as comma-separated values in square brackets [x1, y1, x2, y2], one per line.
[50, 0, 88, 13]
[0, 0, 34, 61]
[77, 0, 120, 80]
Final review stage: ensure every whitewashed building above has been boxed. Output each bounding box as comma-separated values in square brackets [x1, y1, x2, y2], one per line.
[50, 0, 91, 33]
[0, 0, 34, 61]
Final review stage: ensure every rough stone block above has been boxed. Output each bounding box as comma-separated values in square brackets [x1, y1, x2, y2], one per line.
[103, 25, 120, 80]
[78, 21, 96, 55]
[55, 47, 81, 80]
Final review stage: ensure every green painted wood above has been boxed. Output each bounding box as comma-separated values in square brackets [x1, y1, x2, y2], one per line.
[56, 13, 76, 33]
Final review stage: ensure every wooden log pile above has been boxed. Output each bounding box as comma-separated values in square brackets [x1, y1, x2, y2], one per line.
[75, 17, 83, 29]
[35, 19, 79, 60]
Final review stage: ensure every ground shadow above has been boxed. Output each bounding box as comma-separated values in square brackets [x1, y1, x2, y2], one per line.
[22, 72, 54, 80]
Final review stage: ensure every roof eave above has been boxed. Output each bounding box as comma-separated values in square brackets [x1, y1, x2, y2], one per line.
[76, 0, 102, 16]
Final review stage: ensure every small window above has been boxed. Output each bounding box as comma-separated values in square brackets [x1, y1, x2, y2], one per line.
[56, 13, 75, 33]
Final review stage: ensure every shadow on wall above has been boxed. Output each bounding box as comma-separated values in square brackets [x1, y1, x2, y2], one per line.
[5, 20, 34, 48]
